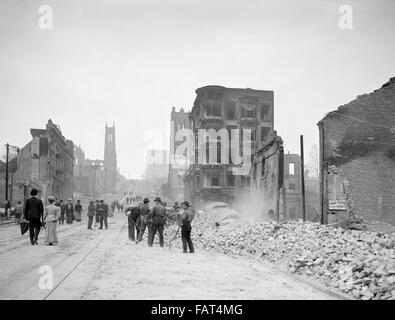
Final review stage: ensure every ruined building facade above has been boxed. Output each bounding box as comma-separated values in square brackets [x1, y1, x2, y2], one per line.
[13, 119, 74, 203]
[249, 133, 304, 221]
[184, 85, 274, 206]
[318, 77, 395, 226]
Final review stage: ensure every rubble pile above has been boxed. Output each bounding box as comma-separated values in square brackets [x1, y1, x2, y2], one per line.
[180, 212, 395, 300]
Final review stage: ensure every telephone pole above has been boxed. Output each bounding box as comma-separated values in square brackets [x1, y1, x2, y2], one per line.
[300, 135, 306, 222]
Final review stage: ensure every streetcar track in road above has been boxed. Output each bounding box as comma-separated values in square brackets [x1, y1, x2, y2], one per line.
[43, 221, 127, 300]
[0, 220, 117, 255]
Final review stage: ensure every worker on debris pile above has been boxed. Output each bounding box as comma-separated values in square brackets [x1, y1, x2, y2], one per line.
[180, 201, 194, 253]
[147, 197, 166, 248]
[137, 197, 151, 243]
[127, 203, 141, 242]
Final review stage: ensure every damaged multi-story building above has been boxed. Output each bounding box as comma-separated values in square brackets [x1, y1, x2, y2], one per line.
[13, 119, 74, 203]
[318, 77, 395, 226]
[184, 85, 275, 206]
[182, 85, 305, 221]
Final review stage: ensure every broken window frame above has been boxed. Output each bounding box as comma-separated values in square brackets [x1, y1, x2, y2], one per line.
[202, 100, 222, 117]
[225, 101, 237, 120]
[259, 103, 271, 121]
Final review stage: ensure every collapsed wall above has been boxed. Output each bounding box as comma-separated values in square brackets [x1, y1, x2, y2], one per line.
[318, 77, 395, 225]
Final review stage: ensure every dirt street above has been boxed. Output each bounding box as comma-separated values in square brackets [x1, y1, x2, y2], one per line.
[0, 213, 337, 300]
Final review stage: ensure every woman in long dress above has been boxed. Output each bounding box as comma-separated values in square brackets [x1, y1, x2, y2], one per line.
[44, 196, 61, 245]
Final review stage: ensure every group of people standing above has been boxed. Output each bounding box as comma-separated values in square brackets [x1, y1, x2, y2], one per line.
[126, 196, 195, 253]
[87, 200, 110, 230]
[57, 199, 83, 225]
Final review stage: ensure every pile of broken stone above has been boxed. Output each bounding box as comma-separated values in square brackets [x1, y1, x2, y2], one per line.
[180, 212, 395, 300]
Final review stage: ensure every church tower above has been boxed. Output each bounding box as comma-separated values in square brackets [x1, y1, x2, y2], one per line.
[104, 123, 118, 192]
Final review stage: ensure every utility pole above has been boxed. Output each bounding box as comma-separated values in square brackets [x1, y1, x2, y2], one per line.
[300, 135, 306, 222]
[5, 143, 9, 217]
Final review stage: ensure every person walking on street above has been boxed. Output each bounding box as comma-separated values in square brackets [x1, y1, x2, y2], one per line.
[127, 204, 141, 242]
[180, 201, 195, 253]
[58, 200, 65, 225]
[43, 196, 61, 246]
[23, 189, 44, 245]
[137, 197, 150, 243]
[99, 200, 109, 229]
[147, 197, 166, 248]
[74, 200, 82, 222]
[14, 201, 23, 224]
[65, 199, 74, 224]
[87, 200, 95, 230]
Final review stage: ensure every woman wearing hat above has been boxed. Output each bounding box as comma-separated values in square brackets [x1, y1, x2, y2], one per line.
[43, 196, 61, 245]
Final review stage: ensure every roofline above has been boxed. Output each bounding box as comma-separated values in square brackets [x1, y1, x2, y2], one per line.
[195, 85, 274, 94]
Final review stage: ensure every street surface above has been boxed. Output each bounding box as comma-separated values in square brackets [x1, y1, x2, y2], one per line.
[0, 212, 337, 300]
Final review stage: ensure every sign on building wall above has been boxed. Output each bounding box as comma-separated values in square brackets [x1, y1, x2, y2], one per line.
[328, 199, 346, 210]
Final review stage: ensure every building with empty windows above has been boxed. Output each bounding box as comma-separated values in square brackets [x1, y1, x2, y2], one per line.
[184, 85, 274, 205]
[12, 119, 74, 203]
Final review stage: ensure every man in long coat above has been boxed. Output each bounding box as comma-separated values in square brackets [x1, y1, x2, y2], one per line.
[65, 199, 74, 224]
[23, 189, 44, 245]
[99, 200, 109, 229]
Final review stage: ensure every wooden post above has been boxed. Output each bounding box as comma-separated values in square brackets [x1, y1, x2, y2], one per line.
[300, 135, 306, 222]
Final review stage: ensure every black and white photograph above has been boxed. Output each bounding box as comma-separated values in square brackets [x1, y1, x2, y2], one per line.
[0, 0, 394, 309]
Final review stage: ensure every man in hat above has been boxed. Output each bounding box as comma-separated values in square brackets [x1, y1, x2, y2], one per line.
[65, 199, 74, 224]
[99, 199, 109, 229]
[180, 201, 194, 253]
[137, 197, 150, 243]
[23, 189, 44, 245]
[126, 203, 141, 242]
[58, 200, 66, 225]
[147, 197, 166, 247]
[87, 200, 95, 230]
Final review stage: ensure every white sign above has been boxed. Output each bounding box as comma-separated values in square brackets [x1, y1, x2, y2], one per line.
[329, 200, 346, 210]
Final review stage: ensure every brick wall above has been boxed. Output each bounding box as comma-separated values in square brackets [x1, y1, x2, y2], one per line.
[320, 79, 395, 225]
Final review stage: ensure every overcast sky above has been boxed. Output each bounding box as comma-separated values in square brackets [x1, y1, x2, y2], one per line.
[0, 0, 394, 178]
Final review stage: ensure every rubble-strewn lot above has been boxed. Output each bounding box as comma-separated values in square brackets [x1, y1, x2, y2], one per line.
[166, 211, 395, 300]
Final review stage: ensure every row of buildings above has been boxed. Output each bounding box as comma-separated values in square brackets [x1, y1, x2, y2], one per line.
[1, 120, 119, 205]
